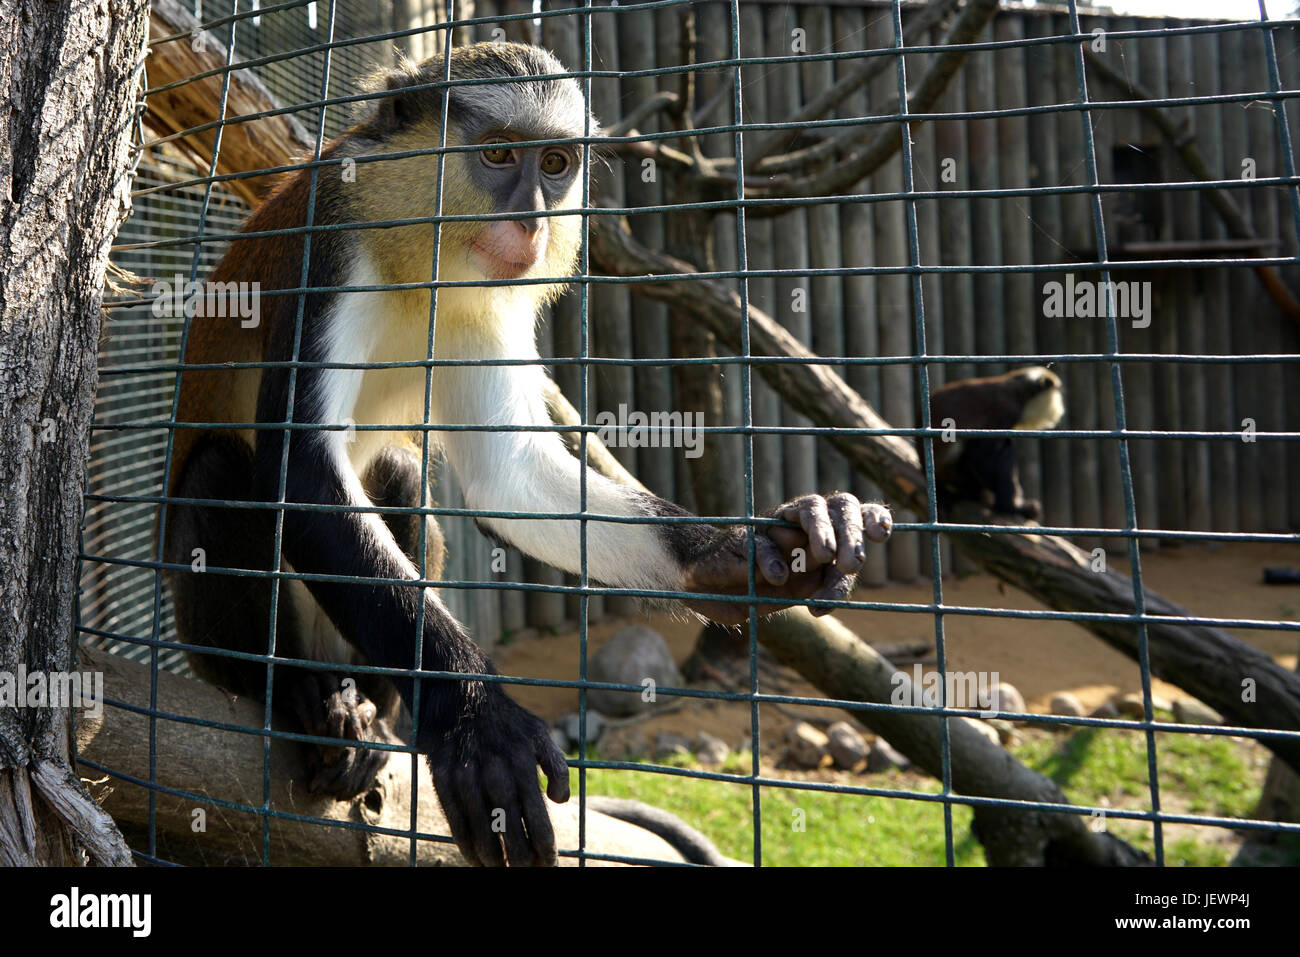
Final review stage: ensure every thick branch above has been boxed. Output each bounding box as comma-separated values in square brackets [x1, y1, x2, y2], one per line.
[589, 213, 1300, 772]
[75, 646, 694, 866]
[758, 609, 1147, 865]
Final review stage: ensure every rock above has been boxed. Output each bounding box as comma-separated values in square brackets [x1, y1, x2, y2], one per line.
[989, 682, 1025, 717]
[987, 718, 1019, 747]
[1089, 701, 1120, 720]
[1173, 697, 1224, 726]
[1115, 692, 1172, 719]
[786, 721, 831, 769]
[550, 726, 570, 753]
[1050, 692, 1086, 718]
[694, 732, 730, 765]
[826, 721, 869, 770]
[588, 625, 684, 717]
[653, 731, 692, 761]
[867, 737, 910, 772]
[562, 710, 605, 747]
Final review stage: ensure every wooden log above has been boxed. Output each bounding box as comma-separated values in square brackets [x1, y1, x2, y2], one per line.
[867, 9, 919, 583]
[802, 5, 851, 507]
[1221, 26, 1264, 532]
[75, 647, 689, 865]
[616, 6, 676, 504]
[1192, 29, 1238, 532]
[1024, 12, 1072, 532]
[741, 2, 785, 515]
[834, 3, 887, 588]
[964, 17, 1004, 380]
[994, 16, 1041, 516]
[1054, 12, 1102, 549]
[764, 4, 818, 505]
[1170, 24, 1211, 535]
[1244, 26, 1290, 533]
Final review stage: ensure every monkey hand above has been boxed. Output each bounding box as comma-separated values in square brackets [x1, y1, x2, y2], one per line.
[423, 685, 570, 867]
[682, 493, 892, 625]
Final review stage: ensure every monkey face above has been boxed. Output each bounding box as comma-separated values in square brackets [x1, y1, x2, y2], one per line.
[464, 134, 582, 281]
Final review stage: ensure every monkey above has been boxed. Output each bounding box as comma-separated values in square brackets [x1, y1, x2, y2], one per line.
[161, 42, 893, 867]
[925, 366, 1064, 520]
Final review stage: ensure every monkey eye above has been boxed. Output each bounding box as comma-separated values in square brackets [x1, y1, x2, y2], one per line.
[480, 140, 517, 167]
[540, 150, 571, 177]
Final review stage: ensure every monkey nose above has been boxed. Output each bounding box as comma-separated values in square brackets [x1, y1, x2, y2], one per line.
[513, 216, 543, 237]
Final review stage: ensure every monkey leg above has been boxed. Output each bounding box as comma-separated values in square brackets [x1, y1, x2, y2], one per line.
[165, 433, 388, 799]
[361, 444, 445, 582]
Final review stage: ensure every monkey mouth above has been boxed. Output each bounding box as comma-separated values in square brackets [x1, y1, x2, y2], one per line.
[469, 240, 536, 281]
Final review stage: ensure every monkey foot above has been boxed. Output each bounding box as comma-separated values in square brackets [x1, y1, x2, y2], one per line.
[290, 675, 391, 800]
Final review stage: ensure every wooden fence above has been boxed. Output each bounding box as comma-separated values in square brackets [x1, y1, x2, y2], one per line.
[84, 1, 1300, 657]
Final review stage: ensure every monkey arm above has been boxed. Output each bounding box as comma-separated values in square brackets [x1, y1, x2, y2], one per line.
[435, 361, 892, 621]
[252, 370, 570, 866]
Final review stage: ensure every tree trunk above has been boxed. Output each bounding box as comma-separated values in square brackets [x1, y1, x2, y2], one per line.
[0, 0, 149, 866]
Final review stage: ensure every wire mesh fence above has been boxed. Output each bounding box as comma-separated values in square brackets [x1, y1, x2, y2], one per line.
[80, 0, 1300, 866]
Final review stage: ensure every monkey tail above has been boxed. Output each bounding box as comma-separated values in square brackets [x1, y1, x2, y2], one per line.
[586, 796, 746, 867]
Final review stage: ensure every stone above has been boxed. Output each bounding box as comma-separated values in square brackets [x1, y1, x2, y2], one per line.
[1172, 697, 1224, 726]
[653, 731, 692, 761]
[587, 625, 684, 717]
[990, 682, 1025, 718]
[1050, 692, 1086, 718]
[1089, 701, 1120, 720]
[694, 732, 730, 765]
[1115, 692, 1172, 719]
[561, 710, 605, 748]
[786, 721, 831, 769]
[866, 737, 910, 772]
[826, 721, 869, 770]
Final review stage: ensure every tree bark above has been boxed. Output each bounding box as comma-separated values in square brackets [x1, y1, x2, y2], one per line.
[757, 609, 1148, 866]
[75, 647, 695, 866]
[0, 0, 149, 866]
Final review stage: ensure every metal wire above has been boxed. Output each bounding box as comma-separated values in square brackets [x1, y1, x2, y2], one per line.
[82, 0, 1300, 868]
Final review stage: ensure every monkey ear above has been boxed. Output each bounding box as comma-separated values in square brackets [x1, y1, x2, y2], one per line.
[366, 54, 423, 135]
[373, 74, 414, 134]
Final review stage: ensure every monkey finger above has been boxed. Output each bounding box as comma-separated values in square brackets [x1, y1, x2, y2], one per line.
[517, 757, 559, 866]
[536, 731, 571, 804]
[483, 760, 531, 867]
[431, 769, 482, 866]
[462, 775, 506, 867]
[809, 565, 856, 616]
[779, 497, 836, 566]
[755, 533, 790, 586]
[862, 502, 893, 544]
[826, 492, 866, 573]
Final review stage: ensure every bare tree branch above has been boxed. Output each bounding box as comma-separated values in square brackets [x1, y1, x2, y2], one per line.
[744, 0, 962, 171]
[721, 0, 1000, 209]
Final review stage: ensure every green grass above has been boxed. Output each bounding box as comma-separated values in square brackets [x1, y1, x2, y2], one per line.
[577, 714, 1293, 866]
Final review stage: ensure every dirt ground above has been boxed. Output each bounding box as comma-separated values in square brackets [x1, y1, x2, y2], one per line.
[497, 541, 1300, 759]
